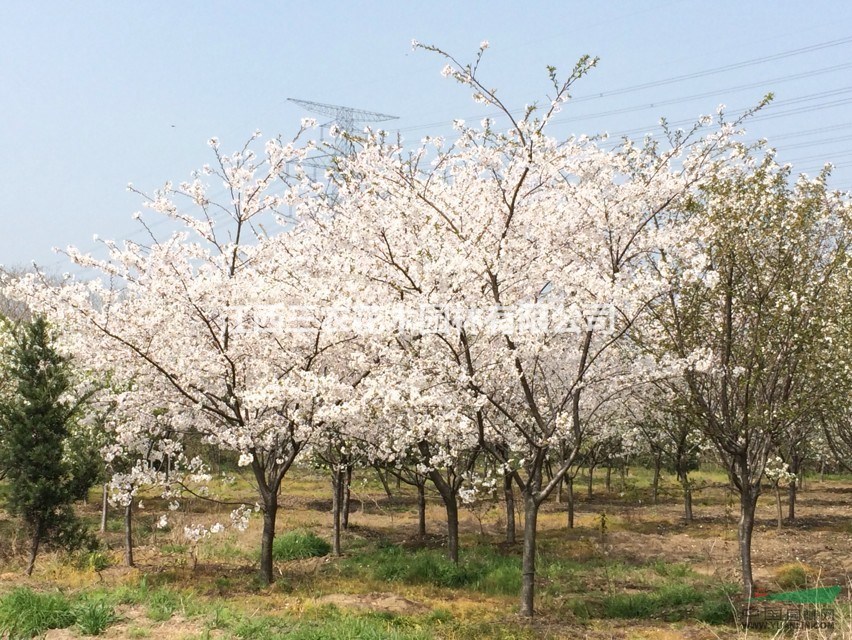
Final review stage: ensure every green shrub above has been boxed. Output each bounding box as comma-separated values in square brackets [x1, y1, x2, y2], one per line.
[0, 588, 74, 639]
[272, 530, 331, 561]
[775, 562, 812, 590]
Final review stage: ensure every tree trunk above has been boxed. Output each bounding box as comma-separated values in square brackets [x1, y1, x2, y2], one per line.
[100, 484, 108, 534]
[652, 456, 661, 505]
[375, 466, 393, 499]
[331, 467, 342, 557]
[445, 494, 459, 563]
[124, 501, 134, 568]
[738, 489, 758, 598]
[787, 481, 796, 522]
[566, 475, 575, 529]
[587, 466, 594, 498]
[775, 485, 783, 530]
[342, 465, 352, 530]
[504, 472, 516, 544]
[680, 474, 693, 522]
[25, 522, 42, 577]
[417, 481, 427, 538]
[520, 492, 540, 617]
[259, 494, 279, 585]
[605, 466, 612, 492]
[787, 454, 800, 522]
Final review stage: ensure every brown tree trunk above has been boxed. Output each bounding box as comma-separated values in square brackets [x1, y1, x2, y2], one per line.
[680, 474, 693, 522]
[587, 466, 594, 498]
[520, 492, 540, 617]
[738, 488, 758, 598]
[444, 494, 459, 563]
[775, 485, 783, 530]
[787, 481, 796, 522]
[259, 494, 278, 585]
[605, 466, 612, 492]
[375, 466, 393, 499]
[425, 467, 460, 563]
[124, 501, 134, 568]
[25, 521, 42, 577]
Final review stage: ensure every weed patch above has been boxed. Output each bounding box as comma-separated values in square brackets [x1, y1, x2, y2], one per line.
[272, 530, 332, 561]
[0, 588, 74, 639]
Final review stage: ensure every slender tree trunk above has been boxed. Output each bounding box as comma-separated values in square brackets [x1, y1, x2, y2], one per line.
[375, 466, 393, 499]
[444, 493, 459, 563]
[417, 481, 427, 538]
[605, 466, 612, 492]
[331, 467, 342, 557]
[652, 456, 661, 505]
[520, 492, 540, 617]
[100, 484, 108, 534]
[124, 502, 134, 568]
[504, 472, 516, 544]
[25, 522, 42, 577]
[738, 488, 758, 598]
[775, 485, 783, 530]
[680, 474, 693, 522]
[342, 465, 352, 530]
[566, 476, 575, 529]
[587, 466, 594, 498]
[619, 465, 626, 491]
[259, 494, 279, 585]
[787, 455, 800, 522]
[787, 481, 796, 522]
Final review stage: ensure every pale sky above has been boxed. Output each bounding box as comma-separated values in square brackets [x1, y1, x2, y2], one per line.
[2, 1, 851, 270]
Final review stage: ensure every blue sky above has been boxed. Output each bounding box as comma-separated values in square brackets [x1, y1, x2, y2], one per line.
[2, 1, 851, 270]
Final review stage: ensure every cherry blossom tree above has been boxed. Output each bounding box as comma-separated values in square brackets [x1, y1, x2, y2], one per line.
[647, 154, 852, 597]
[6, 129, 363, 585]
[297, 42, 743, 616]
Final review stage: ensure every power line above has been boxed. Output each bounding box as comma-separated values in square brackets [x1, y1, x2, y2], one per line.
[396, 35, 852, 135]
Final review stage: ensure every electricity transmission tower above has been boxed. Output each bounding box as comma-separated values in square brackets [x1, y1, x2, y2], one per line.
[287, 98, 398, 156]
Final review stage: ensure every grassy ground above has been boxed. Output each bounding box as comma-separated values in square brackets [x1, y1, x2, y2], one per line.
[0, 467, 850, 638]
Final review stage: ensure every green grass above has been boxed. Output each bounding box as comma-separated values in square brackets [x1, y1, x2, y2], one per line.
[146, 588, 182, 621]
[272, 529, 332, 561]
[600, 584, 720, 621]
[0, 588, 75, 639]
[345, 545, 521, 594]
[230, 608, 433, 640]
[74, 599, 118, 636]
